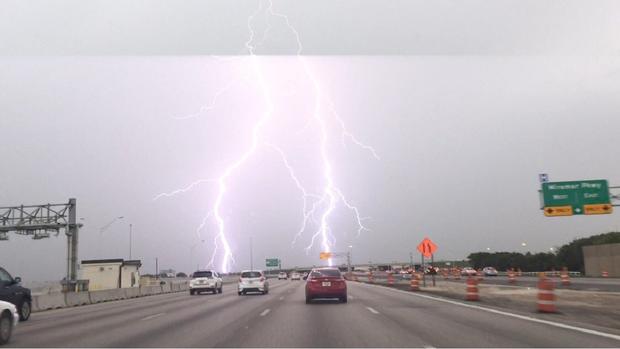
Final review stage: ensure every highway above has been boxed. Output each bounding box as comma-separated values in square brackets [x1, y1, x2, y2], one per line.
[9, 279, 620, 347]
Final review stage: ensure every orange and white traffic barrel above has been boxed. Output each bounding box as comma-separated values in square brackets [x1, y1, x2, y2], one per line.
[454, 269, 461, 280]
[560, 267, 570, 286]
[410, 273, 420, 291]
[602, 271, 609, 278]
[387, 272, 395, 286]
[508, 269, 516, 284]
[442, 269, 448, 280]
[537, 273, 556, 313]
[465, 276, 479, 301]
[367, 271, 374, 284]
[476, 269, 484, 282]
[517, 268, 522, 277]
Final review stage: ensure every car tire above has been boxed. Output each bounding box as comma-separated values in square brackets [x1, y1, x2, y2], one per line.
[0, 311, 12, 345]
[212, 289, 217, 294]
[340, 296, 347, 303]
[190, 290, 195, 295]
[18, 300, 31, 321]
[305, 296, 311, 304]
[218, 286, 223, 294]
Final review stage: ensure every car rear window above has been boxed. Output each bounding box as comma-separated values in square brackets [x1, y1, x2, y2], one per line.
[241, 271, 262, 278]
[310, 269, 341, 278]
[193, 271, 212, 278]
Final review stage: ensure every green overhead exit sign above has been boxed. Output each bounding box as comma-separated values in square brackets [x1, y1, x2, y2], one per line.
[542, 179, 612, 216]
[265, 258, 279, 267]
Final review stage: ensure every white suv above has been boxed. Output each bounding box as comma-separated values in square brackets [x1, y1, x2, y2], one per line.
[189, 270, 223, 295]
[278, 272, 287, 280]
[238, 270, 269, 295]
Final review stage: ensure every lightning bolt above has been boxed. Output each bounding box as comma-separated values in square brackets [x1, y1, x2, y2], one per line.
[155, 0, 378, 272]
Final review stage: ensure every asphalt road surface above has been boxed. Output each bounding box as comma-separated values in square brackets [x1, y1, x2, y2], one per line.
[9, 280, 620, 347]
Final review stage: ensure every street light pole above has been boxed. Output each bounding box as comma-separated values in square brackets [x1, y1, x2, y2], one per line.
[98, 216, 124, 258]
[249, 236, 253, 270]
[129, 224, 132, 260]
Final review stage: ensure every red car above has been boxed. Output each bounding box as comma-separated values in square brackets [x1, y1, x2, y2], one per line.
[305, 267, 347, 304]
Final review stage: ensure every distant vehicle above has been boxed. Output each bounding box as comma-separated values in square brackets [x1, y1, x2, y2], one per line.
[189, 270, 223, 295]
[302, 272, 309, 280]
[0, 301, 18, 345]
[0, 267, 31, 321]
[305, 268, 347, 304]
[483, 267, 498, 276]
[460, 267, 477, 277]
[238, 270, 269, 295]
[290, 272, 301, 280]
[278, 272, 287, 280]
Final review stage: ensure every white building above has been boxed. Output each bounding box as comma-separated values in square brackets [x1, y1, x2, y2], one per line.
[79, 259, 142, 291]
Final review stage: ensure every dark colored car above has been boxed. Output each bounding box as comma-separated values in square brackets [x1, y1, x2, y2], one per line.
[305, 268, 347, 304]
[0, 267, 31, 321]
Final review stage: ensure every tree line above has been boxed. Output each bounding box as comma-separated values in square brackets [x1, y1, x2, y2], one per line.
[467, 231, 620, 272]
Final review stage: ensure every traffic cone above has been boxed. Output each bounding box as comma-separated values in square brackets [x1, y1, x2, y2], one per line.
[537, 273, 556, 313]
[410, 273, 420, 291]
[387, 272, 395, 286]
[560, 267, 570, 286]
[602, 271, 609, 278]
[508, 269, 516, 284]
[465, 276, 479, 301]
[476, 269, 484, 282]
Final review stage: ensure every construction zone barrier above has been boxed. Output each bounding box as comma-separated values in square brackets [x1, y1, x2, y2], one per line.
[476, 269, 484, 282]
[410, 273, 420, 291]
[442, 269, 449, 280]
[560, 267, 571, 286]
[387, 272, 395, 286]
[537, 273, 556, 313]
[453, 269, 461, 280]
[602, 271, 609, 278]
[508, 269, 516, 284]
[368, 271, 375, 284]
[465, 277, 479, 301]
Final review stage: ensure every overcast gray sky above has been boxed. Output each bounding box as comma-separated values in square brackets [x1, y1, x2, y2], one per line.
[1, 0, 620, 281]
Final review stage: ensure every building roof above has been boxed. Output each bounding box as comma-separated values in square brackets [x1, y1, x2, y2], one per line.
[81, 259, 142, 267]
[81, 259, 124, 265]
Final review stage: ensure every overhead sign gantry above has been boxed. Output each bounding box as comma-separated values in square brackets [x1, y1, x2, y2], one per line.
[0, 198, 81, 283]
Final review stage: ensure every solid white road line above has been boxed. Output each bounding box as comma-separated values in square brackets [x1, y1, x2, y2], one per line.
[358, 282, 620, 342]
[260, 309, 271, 316]
[366, 306, 380, 314]
[141, 312, 166, 321]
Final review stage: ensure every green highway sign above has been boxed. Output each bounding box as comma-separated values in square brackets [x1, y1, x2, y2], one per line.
[542, 179, 612, 216]
[265, 258, 279, 267]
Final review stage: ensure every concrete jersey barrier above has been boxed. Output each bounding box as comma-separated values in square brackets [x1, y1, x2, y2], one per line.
[33, 293, 66, 312]
[31, 281, 188, 313]
[65, 291, 91, 307]
[89, 288, 126, 303]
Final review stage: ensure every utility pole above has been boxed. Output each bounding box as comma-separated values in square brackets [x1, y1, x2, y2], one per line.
[129, 224, 133, 260]
[155, 257, 159, 278]
[409, 252, 413, 268]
